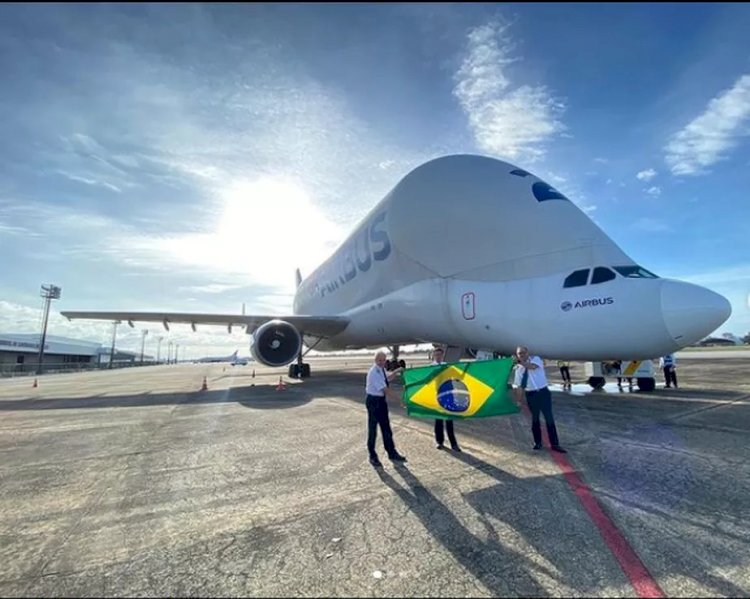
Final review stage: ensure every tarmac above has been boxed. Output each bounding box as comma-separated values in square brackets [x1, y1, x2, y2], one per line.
[1, 355, 749, 597]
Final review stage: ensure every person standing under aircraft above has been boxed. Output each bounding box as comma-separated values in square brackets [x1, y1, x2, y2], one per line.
[513, 346, 566, 453]
[557, 359, 572, 386]
[431, 347, 461, 452]
[365, 350, 407, 467]
[660, 353, 678, 388]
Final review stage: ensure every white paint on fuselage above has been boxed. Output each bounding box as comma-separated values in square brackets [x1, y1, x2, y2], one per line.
[293, 155, 731, 360]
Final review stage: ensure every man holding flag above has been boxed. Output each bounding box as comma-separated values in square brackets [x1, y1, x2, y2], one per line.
[365, 350, 407, 468]
[512, 346, 567, 453]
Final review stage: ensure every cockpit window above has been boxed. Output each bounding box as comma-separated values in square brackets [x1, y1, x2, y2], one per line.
[564, 269, 590, 288]
[613, 266, 659, 279]
[591, 267, 616, 284]
[532, 181, 571, 202]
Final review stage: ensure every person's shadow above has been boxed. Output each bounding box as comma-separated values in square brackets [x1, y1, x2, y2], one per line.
[375, 463, 549, 597]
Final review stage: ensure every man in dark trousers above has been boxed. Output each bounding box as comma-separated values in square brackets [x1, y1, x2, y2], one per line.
[431, 347, 461, 452]
[513, 346, 566, 453]
[365, 350, 407, 467]
[660, 353, 678, 388]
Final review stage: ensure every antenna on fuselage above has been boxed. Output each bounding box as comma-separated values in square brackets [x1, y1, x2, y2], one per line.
[295, 268, 302, 288]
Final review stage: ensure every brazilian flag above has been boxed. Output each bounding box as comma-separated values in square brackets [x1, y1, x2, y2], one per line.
[402, 359, 518, 420]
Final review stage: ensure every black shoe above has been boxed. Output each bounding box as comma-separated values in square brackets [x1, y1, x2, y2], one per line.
[369, 457, 382, 467]
[435, 443, 445, 450]
[551, 445, 567, 454]
[533, 443, 542, 450]
[451, 444, 462, 452]
[389, 453, 407, 462]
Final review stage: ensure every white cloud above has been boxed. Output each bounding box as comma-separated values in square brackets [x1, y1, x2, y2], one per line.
[453, 21, 566, 163]
[0, 221, 34, 236]
[664, 74, 750, 175]
[646, 186, 662, 197]
[56, 170, 122, 193]
[178, 284, 246, 295]
[133, 178, 346, 290]
[594, 157, 609, 164]
[636, 168, 657, 181]
[676, 263, 750, 287]
[545, 172, 568, 186]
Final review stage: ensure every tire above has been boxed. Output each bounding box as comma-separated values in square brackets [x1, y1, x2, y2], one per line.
[398, 359, 406, 369]
[637, 377, 655, 392]
[301, 363, 311, 378]
[288, 363, 300, 378]
[588, 376, 605, 390]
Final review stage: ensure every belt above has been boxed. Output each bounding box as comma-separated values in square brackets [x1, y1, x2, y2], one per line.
[525, 386, 548, 394]
[366, 394, 386, 399]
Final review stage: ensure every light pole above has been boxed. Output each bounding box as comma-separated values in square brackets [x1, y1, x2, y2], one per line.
[36, 284, 61, 375]
[108, 320, 121, 369]
[140, 329, 148, 364]
[175, 343, 179, 364]
[156, 336, 163, 363]
[167, 341, 173, 364]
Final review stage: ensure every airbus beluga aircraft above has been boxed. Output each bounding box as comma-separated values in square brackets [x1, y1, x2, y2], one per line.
[62, 154, 731, 378]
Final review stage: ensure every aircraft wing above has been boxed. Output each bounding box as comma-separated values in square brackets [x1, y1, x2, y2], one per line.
[60, 311, 350, 338]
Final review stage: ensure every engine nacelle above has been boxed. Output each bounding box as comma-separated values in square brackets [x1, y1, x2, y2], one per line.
[250, 320, 302, 367]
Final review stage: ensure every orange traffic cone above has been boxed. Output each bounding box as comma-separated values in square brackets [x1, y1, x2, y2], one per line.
[200, 376, 208, 391]
[32, 378, 38, 388]
[276, 376, 286, 391]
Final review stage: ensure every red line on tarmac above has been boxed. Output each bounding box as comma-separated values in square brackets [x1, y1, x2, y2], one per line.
[520, 399, 665, 598]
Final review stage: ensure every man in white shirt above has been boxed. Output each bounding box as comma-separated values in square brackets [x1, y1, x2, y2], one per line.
[365, 350, 407, 467]
[431, 347, 461, 451]
[659, 353, 678, 388]
[512, 346, 566, 453]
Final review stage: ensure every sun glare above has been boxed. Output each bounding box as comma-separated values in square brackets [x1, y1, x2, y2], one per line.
[155, 177, 343, 288]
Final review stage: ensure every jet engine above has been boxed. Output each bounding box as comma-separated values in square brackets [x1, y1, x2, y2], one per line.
[250, 319, 302, 367]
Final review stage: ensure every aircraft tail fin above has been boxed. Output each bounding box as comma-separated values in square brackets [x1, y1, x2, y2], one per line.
[295, 268, 302, 288]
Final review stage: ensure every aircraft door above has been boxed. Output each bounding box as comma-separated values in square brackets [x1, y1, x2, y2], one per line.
[461, 292, 476, 320]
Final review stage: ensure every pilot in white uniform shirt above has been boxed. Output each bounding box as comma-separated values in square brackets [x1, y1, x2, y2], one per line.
[512, 355, 548, 390]
[512, 347, 566, 453]
[364, 351, 406, 466]
[366, 362, 390, 397]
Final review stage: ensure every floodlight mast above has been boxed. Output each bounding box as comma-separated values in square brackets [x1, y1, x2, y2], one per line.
[36, 284, 61, 375]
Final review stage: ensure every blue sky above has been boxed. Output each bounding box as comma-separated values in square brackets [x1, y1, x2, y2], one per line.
[1, 3, 749, 357]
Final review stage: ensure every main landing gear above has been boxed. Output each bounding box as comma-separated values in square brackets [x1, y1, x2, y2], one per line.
[288, 362, 310, 378]
[385, 345, 406, 371]
[288, 345, 311, 378]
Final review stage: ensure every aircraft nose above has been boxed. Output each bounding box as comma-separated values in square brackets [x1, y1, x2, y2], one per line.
[661, 281, 732, 345]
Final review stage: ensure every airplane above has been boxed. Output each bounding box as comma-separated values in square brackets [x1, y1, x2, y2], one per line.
[62, 154, 731, 386]
[194, 350, 249, 365]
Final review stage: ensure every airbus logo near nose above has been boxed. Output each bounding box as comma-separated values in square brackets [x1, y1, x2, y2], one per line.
[561, 297, 614, 311]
